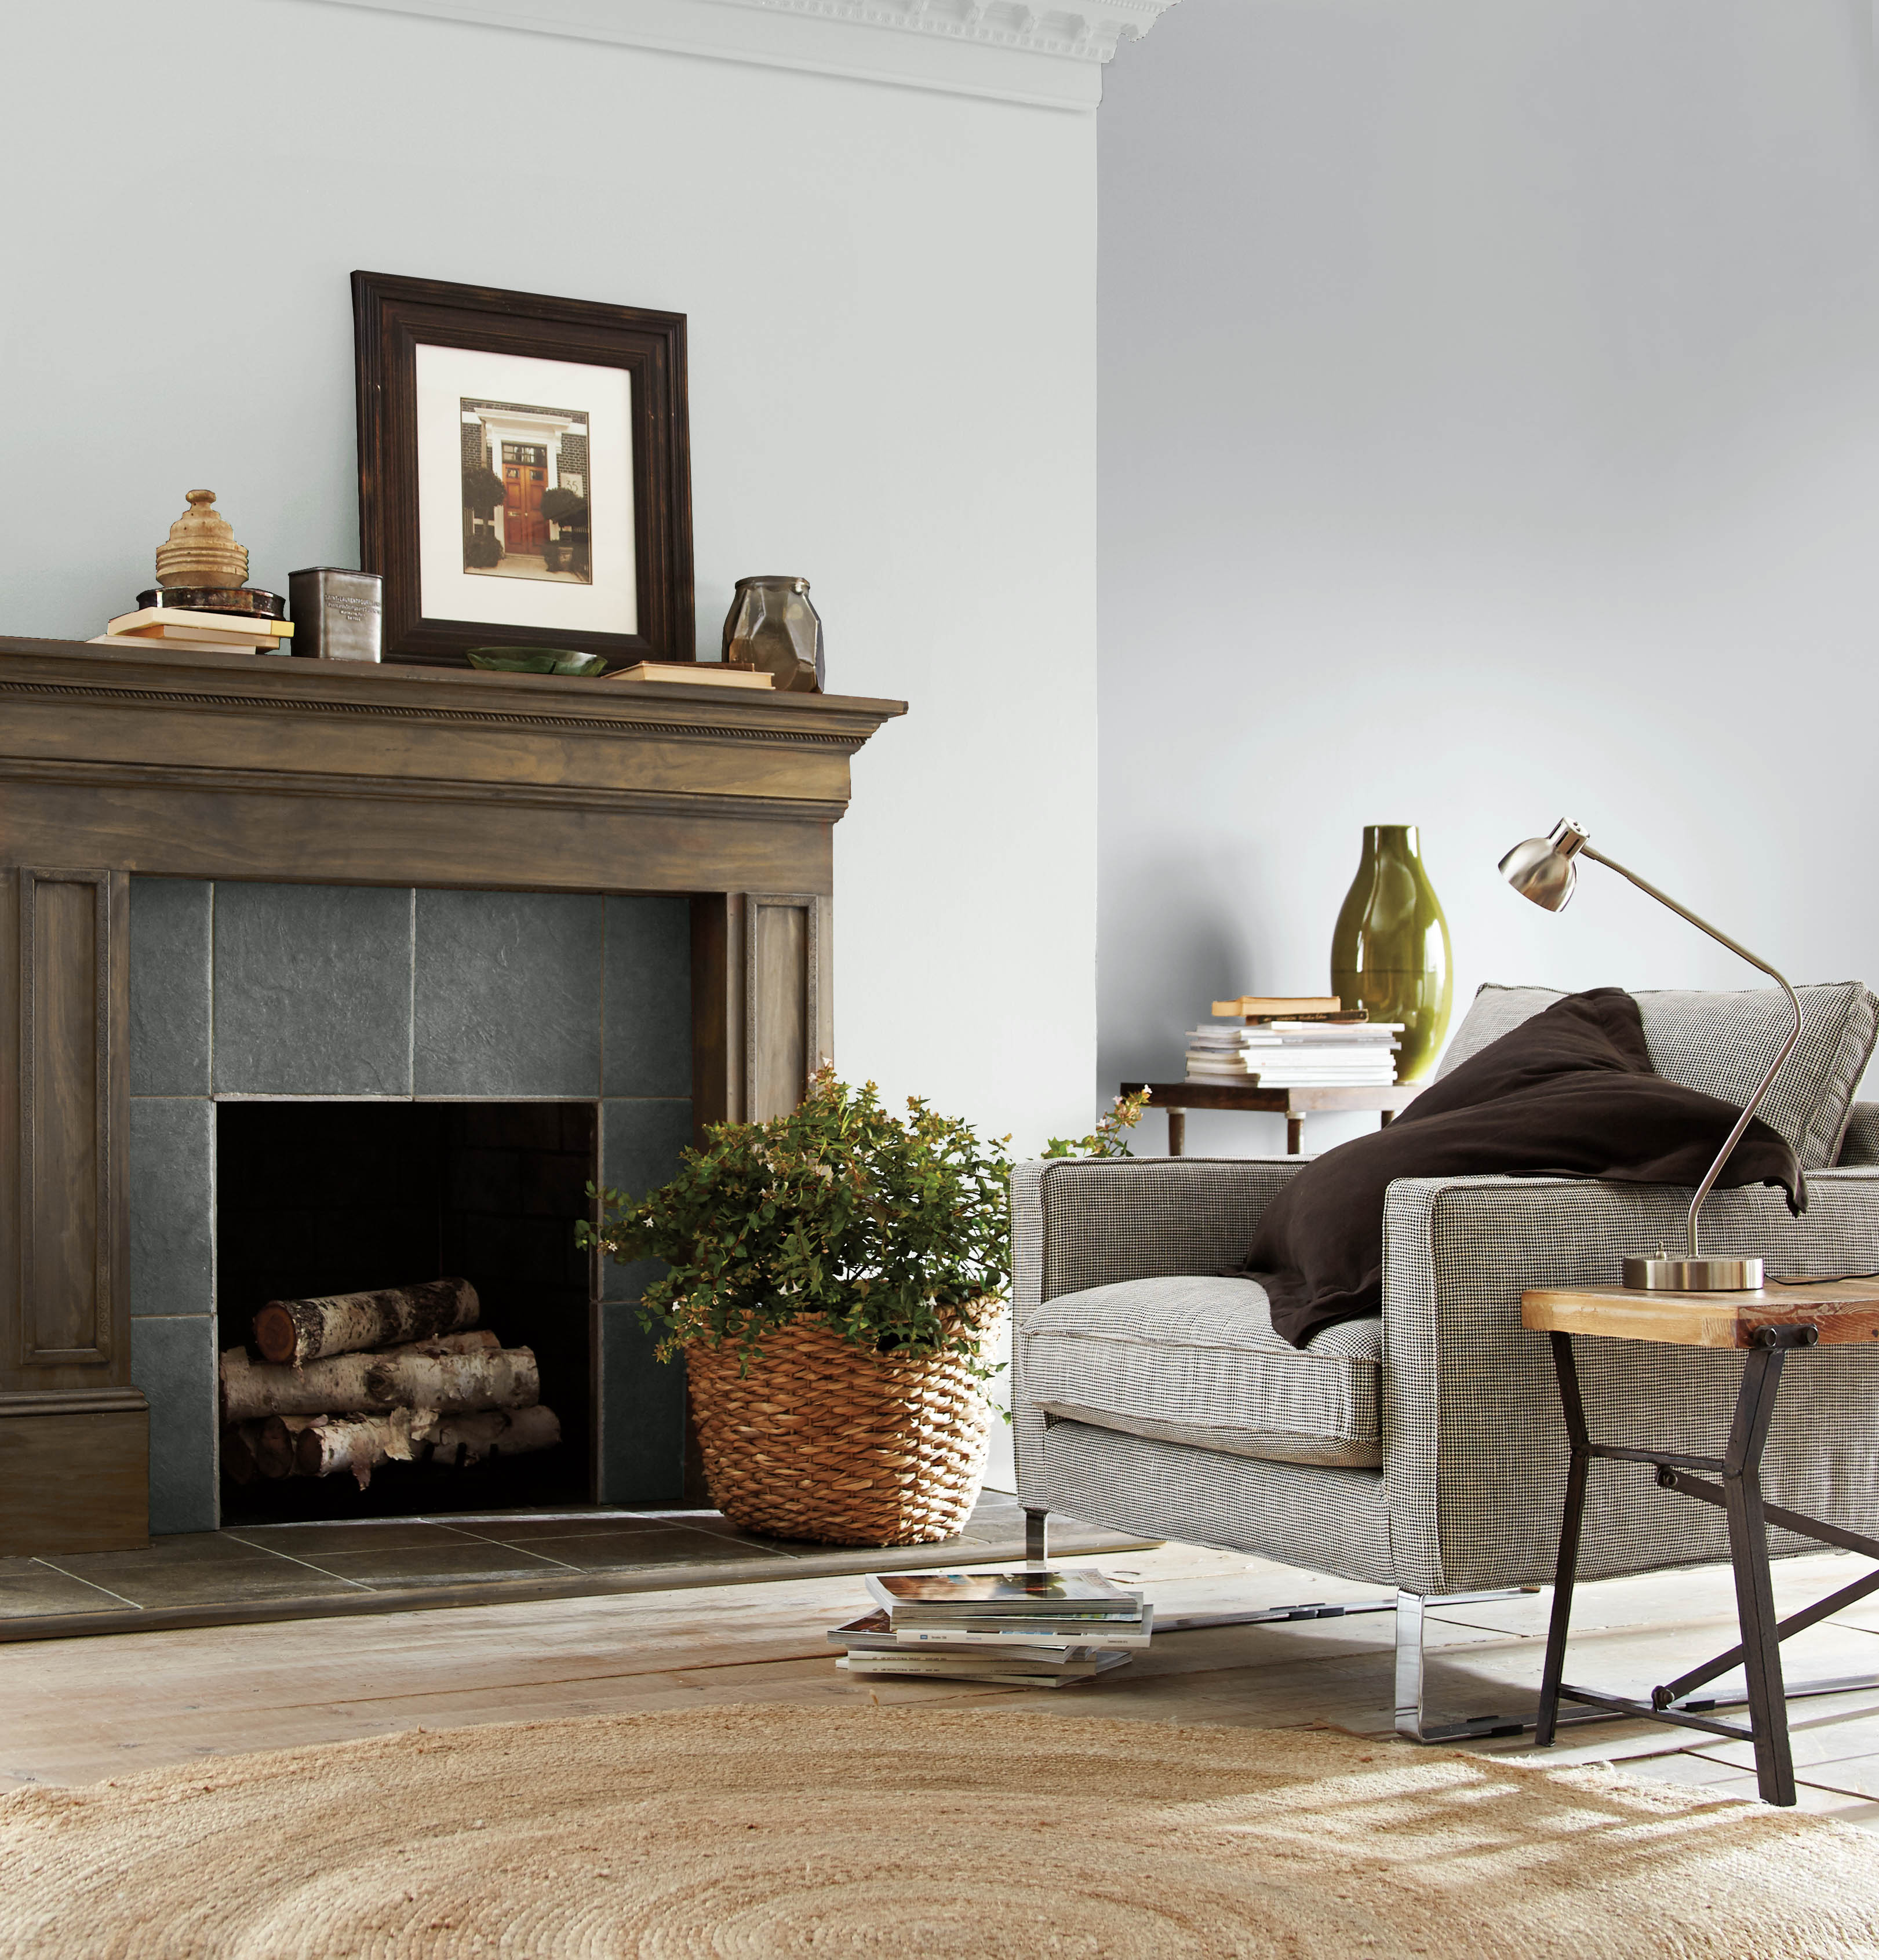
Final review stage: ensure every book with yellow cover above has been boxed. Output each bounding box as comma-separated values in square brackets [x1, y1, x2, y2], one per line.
[88, 634, 276, 655]
[1210, 996, 1343, 1019]
[107, 607, 292, 641]
[605, 661, 771, 690]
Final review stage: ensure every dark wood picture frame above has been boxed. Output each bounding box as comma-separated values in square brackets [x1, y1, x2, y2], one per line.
[352, 271, 695, 669]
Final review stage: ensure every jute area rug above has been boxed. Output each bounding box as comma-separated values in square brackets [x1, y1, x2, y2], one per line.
[2, 1704, 1875, 1958]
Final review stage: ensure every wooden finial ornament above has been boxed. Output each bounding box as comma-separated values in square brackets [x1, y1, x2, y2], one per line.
[155, 489, 249, 590]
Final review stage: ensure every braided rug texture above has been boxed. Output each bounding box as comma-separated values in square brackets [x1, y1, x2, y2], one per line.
[2, 1703, 1875, 1958]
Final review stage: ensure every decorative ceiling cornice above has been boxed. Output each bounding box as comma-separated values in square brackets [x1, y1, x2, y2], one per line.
[726, 0, 1169, 65]
[303, 0, 1178, 108]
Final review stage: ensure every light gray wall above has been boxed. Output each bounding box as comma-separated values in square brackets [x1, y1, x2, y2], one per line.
[1, 0, 1098, 1164]
[1098, 0, 1879, 1155]
[6, 0, 1102, 1498]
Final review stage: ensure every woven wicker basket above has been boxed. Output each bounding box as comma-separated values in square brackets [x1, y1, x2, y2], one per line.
[683, 1308, 1002, 1546]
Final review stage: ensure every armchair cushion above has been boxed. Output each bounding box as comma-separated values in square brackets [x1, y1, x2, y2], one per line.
[1438, 980, 1878, 1170]
[1247, 989, 1800, 1346]
[1025, 1274, 1382, 1469]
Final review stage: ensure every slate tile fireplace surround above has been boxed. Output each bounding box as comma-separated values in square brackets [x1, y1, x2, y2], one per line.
[0, 635, 902, 1557]
[129, 878, 693, 1533]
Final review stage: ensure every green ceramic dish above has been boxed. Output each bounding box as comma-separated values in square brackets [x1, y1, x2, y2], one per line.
[465, 647, 609, 676]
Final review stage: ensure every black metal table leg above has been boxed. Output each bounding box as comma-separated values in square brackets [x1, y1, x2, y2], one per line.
[1723, 1337, 1796, 1806]
[1536, 1331, 1590, 1748]
[1534, 1321, 1816, 1806]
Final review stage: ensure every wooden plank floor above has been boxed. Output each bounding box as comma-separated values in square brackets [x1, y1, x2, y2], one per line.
[6, 1540, 1879, 1825]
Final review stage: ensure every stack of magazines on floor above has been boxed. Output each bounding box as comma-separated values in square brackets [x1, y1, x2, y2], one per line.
[831, 1569, 1152, 1688]
[1186, 995, 1401, 1085]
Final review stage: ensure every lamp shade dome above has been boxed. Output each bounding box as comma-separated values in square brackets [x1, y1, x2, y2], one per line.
[1499, 833, 1579, 912]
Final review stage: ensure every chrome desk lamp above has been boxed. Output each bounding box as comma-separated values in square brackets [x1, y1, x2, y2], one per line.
[1498, 820, 1802, 1293]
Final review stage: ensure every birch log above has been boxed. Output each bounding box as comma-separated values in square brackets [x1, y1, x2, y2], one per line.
[256, 1413, 327, 1479]
[220, 1332, 501, 1423]
[223, 1422, 263, 1485]
[253, 1278, 479, 1365]
[427, 1404, 562, 1466]
[362, 1346, 538, 1416]
[294, 1408, 440, 1488]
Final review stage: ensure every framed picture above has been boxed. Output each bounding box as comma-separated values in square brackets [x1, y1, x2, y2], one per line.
[352, 272, 694, 668]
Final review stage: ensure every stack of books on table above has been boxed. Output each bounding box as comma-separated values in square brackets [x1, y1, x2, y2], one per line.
[90, 607, 294, 655]
[1186, 1018, 1401, 1086]
[830, 1569, 1151, 1688]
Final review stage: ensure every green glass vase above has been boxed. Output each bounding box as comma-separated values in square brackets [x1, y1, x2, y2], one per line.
[1330, 825, 1453, 1081]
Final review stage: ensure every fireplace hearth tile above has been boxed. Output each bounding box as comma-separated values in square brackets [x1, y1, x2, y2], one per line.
[131, 1317, 219, 1537]
[449, 1513, 691, 1546]
[213, 883, 414, 1095]
[129, 1100, 214, 1320]
[39, 1532, 364, 1608]
[414, 890, 604, 1098]
[0, 1499, 1157, 1641]
[502, 1527, 793, 1573]
[289, 1539, 586, 1587]
[604, 896, 691, 1098]
[129, 878, 211, 1095]
[225, 1522, 479, 1558]
[628, 1512, 868, 1557]
[0, 1560, 130, 1620]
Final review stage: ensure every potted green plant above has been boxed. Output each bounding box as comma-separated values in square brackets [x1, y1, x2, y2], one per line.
[462, 464, 506, 569]
[541, 487, 588, 580]
[581, 1068, 1013, 1545]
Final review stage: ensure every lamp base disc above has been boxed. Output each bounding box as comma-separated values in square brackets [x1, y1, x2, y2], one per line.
[1622, 1255, 1765, 1292]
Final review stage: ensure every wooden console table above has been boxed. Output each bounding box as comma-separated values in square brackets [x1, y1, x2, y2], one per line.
[1121, 1080, 1425, 1155]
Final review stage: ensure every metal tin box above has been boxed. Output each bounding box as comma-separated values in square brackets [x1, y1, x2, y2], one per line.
[287, 568, 382, 663]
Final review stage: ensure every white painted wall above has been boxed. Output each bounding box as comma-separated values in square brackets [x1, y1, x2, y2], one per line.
[0, 0, 1097, 1153]
[1099, 0, 1879, 1156]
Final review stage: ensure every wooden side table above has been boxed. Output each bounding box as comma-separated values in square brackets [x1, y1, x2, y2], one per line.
[1521, 1277, 1879, 1806]
[1121, 1080, 1425, 1156]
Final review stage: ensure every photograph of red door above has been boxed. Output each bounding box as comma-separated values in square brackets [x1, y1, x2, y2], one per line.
[502, 444, 548, 552]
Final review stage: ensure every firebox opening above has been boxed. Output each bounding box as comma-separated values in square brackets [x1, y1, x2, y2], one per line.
[215, 1099, 596, 1525]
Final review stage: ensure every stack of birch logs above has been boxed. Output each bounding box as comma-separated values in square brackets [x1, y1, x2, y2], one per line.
[221, 1278, 560, 1491]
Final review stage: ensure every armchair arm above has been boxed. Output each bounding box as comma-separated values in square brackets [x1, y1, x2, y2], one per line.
[1010, 1155, 1308, 1503]
[1379, 1168, 1879, 1597]
[1011, 1156, 1309, 1321]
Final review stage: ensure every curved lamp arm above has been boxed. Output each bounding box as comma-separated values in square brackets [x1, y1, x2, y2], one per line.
[1580, 844, 1803, 1258]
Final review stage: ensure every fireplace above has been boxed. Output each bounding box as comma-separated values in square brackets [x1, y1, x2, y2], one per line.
[126, 875, 694, 1533]
[0, 635, 902, 1555]
[215, 1099, 596, 1522]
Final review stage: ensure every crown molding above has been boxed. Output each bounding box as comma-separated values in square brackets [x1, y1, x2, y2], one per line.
[301, 0, 1178, 108]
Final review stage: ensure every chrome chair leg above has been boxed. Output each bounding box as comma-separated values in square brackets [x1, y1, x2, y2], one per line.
[1024, 1506, 1049, 1563]
[1394, 1589, 1549, 1742]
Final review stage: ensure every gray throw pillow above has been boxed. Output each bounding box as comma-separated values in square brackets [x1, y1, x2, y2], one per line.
[1434, 981, 1878, 1171]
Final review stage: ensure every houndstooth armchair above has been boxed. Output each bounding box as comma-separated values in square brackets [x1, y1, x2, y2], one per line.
[1011, 983, 1879, 1739]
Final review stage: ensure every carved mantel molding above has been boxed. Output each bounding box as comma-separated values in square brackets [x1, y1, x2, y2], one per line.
[306, 0, 1179, 108]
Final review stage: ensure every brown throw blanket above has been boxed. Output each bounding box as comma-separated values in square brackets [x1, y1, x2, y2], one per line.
[1244, 988, 1802, 1347]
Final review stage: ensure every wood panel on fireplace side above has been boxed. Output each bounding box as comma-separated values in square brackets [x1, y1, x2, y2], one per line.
[0, 636, 903, 1555]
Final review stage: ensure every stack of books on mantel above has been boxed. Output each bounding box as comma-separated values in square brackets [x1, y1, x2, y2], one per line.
[1186, 996, 1401, 1087]
[830, 1569, 1152, 1688]
[90, 606, 294, 655]
[603, 660, 772, 690]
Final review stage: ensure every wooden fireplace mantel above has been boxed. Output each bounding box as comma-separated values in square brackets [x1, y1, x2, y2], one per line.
[0, 636, 905, 1553]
